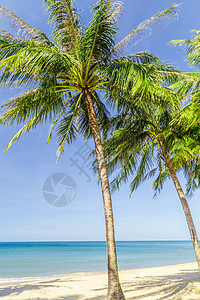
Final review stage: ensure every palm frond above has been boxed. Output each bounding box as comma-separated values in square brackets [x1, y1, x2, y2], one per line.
[0, 43, 75, 87]
[45, 0, 82, 55]
[105, 54, 180, 111]
[3, 116, 41, 151]
[83, 0, 122, 64]
[0, 39, 27, 63]
[129, 140, 154, 195]
[0, 82, 63, 126]
[0, 30, 23, 43]
[152, 169, 170, 194]
[111, 4, 179, 57]
[0, 6, 50, 43]
[56, 93, 83, 157]
[2, 88, 63, 151]
[171, 30, 200, 70]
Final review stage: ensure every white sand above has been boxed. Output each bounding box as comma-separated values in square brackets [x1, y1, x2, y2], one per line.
[0, 262, 200, 299]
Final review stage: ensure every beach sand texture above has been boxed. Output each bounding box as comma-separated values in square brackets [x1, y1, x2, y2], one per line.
[0, 263, 200, 299]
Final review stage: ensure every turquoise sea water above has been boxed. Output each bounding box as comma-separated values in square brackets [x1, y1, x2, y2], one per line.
[0, 241, 195, 279]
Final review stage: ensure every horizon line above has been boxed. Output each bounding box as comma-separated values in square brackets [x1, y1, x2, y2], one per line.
[0, 240, 192, 243]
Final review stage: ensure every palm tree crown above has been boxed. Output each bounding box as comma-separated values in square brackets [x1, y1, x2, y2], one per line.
[104, 98, 198, 195]
[0, 1, 179, 153]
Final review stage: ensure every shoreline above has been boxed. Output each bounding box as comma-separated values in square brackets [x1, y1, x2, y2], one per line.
[0, 262, 200, 299]
[0, 261, 196, 285]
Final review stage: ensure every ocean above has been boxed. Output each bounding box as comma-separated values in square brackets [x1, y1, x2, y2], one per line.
[0, 241, 195, 279]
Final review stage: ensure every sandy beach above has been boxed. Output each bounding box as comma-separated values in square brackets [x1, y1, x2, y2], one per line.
[0, 262, 200, 300]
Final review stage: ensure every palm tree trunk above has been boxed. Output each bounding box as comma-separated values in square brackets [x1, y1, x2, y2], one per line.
[158, 138, 200, 271]
[83, 89, 125, 300]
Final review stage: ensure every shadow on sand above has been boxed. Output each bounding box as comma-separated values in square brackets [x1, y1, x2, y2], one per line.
[123, 269, 200, 299]
[92, 269, 200, 299]
[0, 268, 199, 299]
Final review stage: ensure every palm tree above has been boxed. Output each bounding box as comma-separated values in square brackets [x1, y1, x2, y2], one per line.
[104, 98, 200, 271]
[163, 31, 200, 199]
[0, 1, 179, 298]
[169, 31, 200, 132]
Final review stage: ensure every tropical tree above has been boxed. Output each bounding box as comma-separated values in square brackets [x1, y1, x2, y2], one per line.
[170, 30, 200, 128]
[163, 31, 200, 196]
[0, 1, 179, 298]
[103, 98, 200, 272]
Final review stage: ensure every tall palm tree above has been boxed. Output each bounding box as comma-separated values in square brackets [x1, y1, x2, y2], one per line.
[164, 31, 200, 198]
[0, 1, 179, 298]
[104, 98, 200, 271]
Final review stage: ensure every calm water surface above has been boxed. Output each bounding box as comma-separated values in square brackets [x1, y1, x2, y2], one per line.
[0, 241, 195, 278]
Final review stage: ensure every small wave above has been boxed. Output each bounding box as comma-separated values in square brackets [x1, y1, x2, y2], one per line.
[0, 276, 50, 285]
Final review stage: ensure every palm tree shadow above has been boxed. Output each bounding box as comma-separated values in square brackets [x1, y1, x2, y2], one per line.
[91, 269, 200, 299]
[122, 270, 200, 299]
[0, 282, 57, 297]
[0, 269, 199, 299]
[0, 276, 85, 298]
[0, 282, 81, 299]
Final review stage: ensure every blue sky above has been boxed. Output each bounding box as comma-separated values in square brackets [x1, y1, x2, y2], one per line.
[1, 0, 200, 242]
